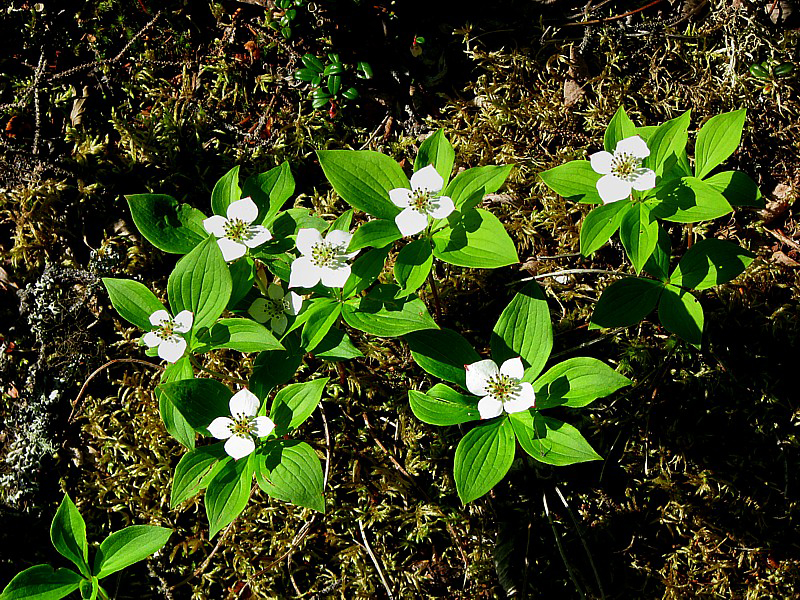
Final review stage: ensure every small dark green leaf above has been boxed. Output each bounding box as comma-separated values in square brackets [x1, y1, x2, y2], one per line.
[650, 177, 733, 223]
[415, 129, 455, 183]
[589, 277, 664, 329]
[444, 165, 513, 210]
[241, 162, 295, 223]
[50, 494, 89, 576]
[249, 349, 303, 399]
[604, 106, 637, 152]
[0, 565, 82, 600]
[670, 238, 754, 290]
[102, 278, 165, 331]
[658, 284, 704, 346]
[342, 246, 390, 298]
[300, 300, 341, 352]
[619, 202, 658, 274]
[405, 328, 481, 388]
[431, 208, 519, 268]
[579, 200, 630, 256]
[205, 457, 254, 539]
[704, 171, 764, 207]
[314, 327, 362, 361]
[157, 356, 195, 449]
[157, 379, 232, 434]
[539, 160, 602, 204]
[342, 285, 438, 337]
[694, 109, 747, 179]
[171, 443, 228, 508]
[394, 239, 433, 296]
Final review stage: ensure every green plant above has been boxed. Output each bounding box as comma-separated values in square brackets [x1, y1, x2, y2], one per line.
[294, 53, 372, 114]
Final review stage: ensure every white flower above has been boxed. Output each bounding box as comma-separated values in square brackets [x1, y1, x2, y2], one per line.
[289, 228, 358, 289]
[389, 164, 455, 237]
[248, 283, 303, 335]
[589, 135, 657, 203]
[203, 197, 273, 262]
[207, 389, 276, 460]
[465, 357, 536, 420]
[143, 309, 193, 363]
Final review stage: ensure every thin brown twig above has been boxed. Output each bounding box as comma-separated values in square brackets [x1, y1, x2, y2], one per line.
[358, 520, 394, 599]
[564, 0, 665, 26]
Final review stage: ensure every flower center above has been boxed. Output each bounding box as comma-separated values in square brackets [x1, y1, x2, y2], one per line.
[230, 414, 256, 437]
[486, 374, 520, 402]
[411, 189, 433, 213]
[223, 219, 251, 243]
[155, 318, 176, 340]
[264, 298, 284, 318]
[611, 152, 642, 181]
[310, 241, 342, 268]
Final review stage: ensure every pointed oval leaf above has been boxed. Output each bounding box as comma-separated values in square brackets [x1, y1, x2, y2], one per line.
[157, 356, 195, 449]
[102, 278, 166, 331]
[93, 526, 172, 579]
[415, 129, 455, 183]
[604, 106, 637, 152]
[228, 257, 255, 309]
[431, 208, 519, 268]
[650, 177, 733, 223]
[533, 357, 631, 409]
[205, 457, 254, 539]
[694, 109, 747, 179]
[589, 277, 664, 329]
[126, 194, 207, 254]
[241, 162, 295, 223]
[210, 166, 242, 217]
[644, 110, 691, 177]
[704, 171, 763, 207]
[300, 301, 341, 353]
[404, 328, 480, 388]
[342, 246, 390, 299]
[394, 239, 433, 296]
[539, 160, 602, 204]
[408, 384, 480, 426]
[270, 378, 328, 435]
[619, 203, 659, 274]
[347, 219, 403, 252]
[157, 379, 233, 434]
[1, 565, 82, 600]
[249, 349, 303, 400]
[171, 442, 228, 508]
[342, 286, 438, 337]
[255, 440, 324, 512]
[454, 418, 516, 503]
[658, 284, 703, 346]
[579, 200, 630, 256]
[670, 238, 754, 290]
[510, 412, 601, 466]
[444, 165, 513, 210]
[204, 318, 284, 353]
[50, 494, 88, 576]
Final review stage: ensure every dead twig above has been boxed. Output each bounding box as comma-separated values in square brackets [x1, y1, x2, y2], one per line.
[358, 520, 394, 599]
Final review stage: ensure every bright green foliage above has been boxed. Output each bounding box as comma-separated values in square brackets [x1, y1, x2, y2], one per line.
[415, 129, 455, 183]
[405, 328, 482, 388]
[92, 526, 173, 579]
[156, 357, 196, 450]
[431, 208, 519, 268]
[101, 279, 165, 331]
[126, 194, 207, 254]
[241, 162, 295, 224]
[50, 495, 89, 577]
[510, 413, 602, 466]
[454, 419, 516, 504]
[210, 166, 241, 217]
[270, 378, 328, 434]
[255, 440, 325, 512]
[205, 457, 254, 539]
[394, 239, 434, 296]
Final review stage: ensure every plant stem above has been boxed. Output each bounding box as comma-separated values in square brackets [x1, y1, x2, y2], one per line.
[427, 271, 442, 320]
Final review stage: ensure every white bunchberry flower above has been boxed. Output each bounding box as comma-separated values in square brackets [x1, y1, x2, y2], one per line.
[203, 197, 273, 262]
[143, 309, 193, 363]
[465, 357, 536, 420]
[207, 389, 275, 460]
[289, 228, 358, 289]
[389, 164, 455, 237]
[589, 135, 657, 203]
[248, 283, 303, 335]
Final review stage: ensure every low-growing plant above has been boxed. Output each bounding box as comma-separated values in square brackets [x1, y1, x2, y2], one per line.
[294, 53, 372, 114]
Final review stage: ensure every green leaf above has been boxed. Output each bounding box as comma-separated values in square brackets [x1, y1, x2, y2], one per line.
[694, 109, 746, 179]
[589, 277, 664, 329]
[453, 419, 515, 503]
[604, 106, 637, 152]
[102, 278, 165, 331]
[491, 281, 553, 379]
[432, 208, 519, 268]
[210, 165, 241, 217]
[533, 357, 631, 409]
[205, 457, 254, 539]
[619, 203, 658, 274]
[157, 379, 232, 434]
[314, 327, 362, 361]
[202, 318, 284, 353]
[579, 200, 630, 256]
[228, 257, 255, 309]
[330, 209, 353, 233]
[268, 208, 329, 239]
[167, 236, 232, 332]
[342, 246, 390, 299]
[0, 565, 82, 600]
[78, 578, 97, 600]
[704, 171, 764, 207]
[93, 526, 172, 579]
[642, 226, 671, 282]
[394, 239, 433, 296]
[317, 150, 408, 220]
[347, 219, 402, 251]
[50, 494, 88, 576]
[242, 162, 295, 224]
[342, 285, 438, 337]
[157, 356, 195, 449]
[644, 110, 691, 177]
[444, 165, 514, 210]
[670, 238, 754, 290]
[126, 194, 206, 254]
[249, 349, 303, 399]
[408, 385, 480, 426]
[510, 412, 601, 466]
[539, 160, 602, 204]
[300, 300, 341, 352]
[650, 177, 733, 223]
[171, 443, 228, 508]
[255, 440, 325, 512]
[658, 284, 704, 346]
[415, 129, 455, 183]
[404, 328, 481, 388]
[270, 378, 328, 434]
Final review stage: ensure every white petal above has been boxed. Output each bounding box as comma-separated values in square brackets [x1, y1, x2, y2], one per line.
[410, 165, 444, 193]
[389, 187, 413, 208]
[226, 197, 259, 224]
[615, 135, 650, 159]
[172, 310, 194, 333]
[320, 265, 351, 288]
[632, 169, 656, 191]
[230, 388, 260, 418]
[589, 151, 614, 175]
[395, 207, 429, 237]
[428, 195, 455, 219]
[325, 229, 353, 249]
[478, 396, 504, 420]
[208, 416, 234, 439]
[503, 383, 536, 414]
[596, 174, 632, 203]
[248, 298, 270, 323]
[244, 225, 272, 248]
[142, 331, 162, 348]
[267, 283, 285, 300]
[465, 359, 499, 396]
[296, 228, 323, 256]
[224, 435, 256, 460]
[286, 291, 303, 315]
[149, 309, 170, 327]
[289, 256, 322, 289]
[217, 237, 247, 262]
[252, 416, 275, 438]
[158, 336, 186, 363]
[271, 314, 288, 335]
[499, 357, 525, 379]
[203, 215, 228, 238]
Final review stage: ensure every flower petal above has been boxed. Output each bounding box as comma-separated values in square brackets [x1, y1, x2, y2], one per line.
[389, 187, 412, 208]
[296, 228, 323, 256]
[224, 435, 256, 460]
[267, 282, 284, 300]
[173, 310, 194, 333]
[157, 336, 186, 363]
[226, 197, 259, 224]
[589, 151, 614, 175]
[149, 309, 170, 327]
[271, 314, 288, 335]
[465, 359, 499, 396]
[230, 388, 260, 418]
[217, 237, 247, 262]
[411, 164, 444, 193]
[252, 416, 275, 438]
[208, 416, 234, 439]
[499, 357, 525, 379]
[596, 174, 632, 203]
[244, 225, 272, 248]
[320, 265, 351, 288]
[203, 215, 228, 238]
[289, 256, 322, 289]
[395, 207, 429, 237]
[428, 195, 455, 220]
[325, 229, 353, 249]
[286, 291, 303, 315]
[248, 298, 270, 323]
[478, 396, 504, 420]
[615, 135, 650, 159]
[631, 168, 656, 191]
[503, 383, 536, 414]
[142, 331, 162, 348]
